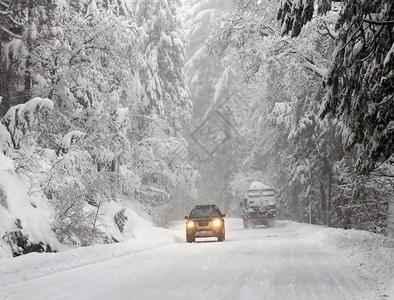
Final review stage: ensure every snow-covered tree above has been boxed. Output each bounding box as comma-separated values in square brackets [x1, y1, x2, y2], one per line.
[0, 0, 198, 252]
[182, 0, 231, 121]
[277, 0, 332, 37]
[2, 97, 53, 149]
[134, 0, 192, 129]
[322, 1, 394, 175]
[0, 0, 57, 115]
[129, 0, 197, 224]
[210, 0, 393, 232]
[273, 0, 393, 232]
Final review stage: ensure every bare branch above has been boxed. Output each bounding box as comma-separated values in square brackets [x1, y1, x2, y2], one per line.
[243, 0, 253, 9]
[318, 20, 337, 40]
[8, 15, 24, 26]
[303, 57, 328, 78]
[362, 19, 394, 25]
[370, 171, 394, 178]
[0, 25, 22, 39]
[0, 1, 9, 8]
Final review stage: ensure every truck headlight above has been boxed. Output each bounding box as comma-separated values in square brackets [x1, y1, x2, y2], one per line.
[187, 221, 195, 228]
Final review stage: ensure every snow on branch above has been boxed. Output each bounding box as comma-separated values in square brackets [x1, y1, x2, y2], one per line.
[60, 131, 85, 152]
[304, 59, 328, 77]
[317, 20, 338, 40]
[7, 15, 24, 26]
[0, 1, 10, 8]
[2, 97, 54, 149]
[0, 25, 22, 39]
[25, 97, 54, 112]
[269, 102, 293, 129]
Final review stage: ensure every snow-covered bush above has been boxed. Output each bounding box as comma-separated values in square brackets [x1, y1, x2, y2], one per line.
[50, 185, 99, 246]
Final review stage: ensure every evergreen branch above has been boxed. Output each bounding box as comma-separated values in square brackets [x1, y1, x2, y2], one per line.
[337, 24, 363, 53]
[362, 21, 385, 50]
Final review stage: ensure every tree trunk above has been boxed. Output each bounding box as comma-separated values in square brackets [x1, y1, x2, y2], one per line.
[320, 180, 326, 224]
[24, 0, 34, 100]
[93, 201, 101, 231]
[327, 167, 332, 227]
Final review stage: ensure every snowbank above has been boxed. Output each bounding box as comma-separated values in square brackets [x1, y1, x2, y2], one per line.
[0, 152, 179, 285]
[0, 218, 179, 287]
[0, 150, 180, 287]
[0, 151, 177, 268]
[0, 153, 60, 258]
[298, 224, 394, 296]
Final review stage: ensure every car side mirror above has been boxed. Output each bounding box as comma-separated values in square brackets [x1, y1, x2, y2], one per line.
[184, 216, 189, 220]
[222, 214, 226, 218]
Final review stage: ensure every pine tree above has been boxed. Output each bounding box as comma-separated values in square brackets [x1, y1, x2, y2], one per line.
[131, 0, 197, 224]
[277, 0, 332, 37]
[322, 1, 394, 175]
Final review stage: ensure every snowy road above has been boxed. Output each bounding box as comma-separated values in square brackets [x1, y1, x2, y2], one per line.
[0, 219, 384, 300]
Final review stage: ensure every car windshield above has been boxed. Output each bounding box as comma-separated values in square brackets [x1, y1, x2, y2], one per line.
[190, 206, 221, 218]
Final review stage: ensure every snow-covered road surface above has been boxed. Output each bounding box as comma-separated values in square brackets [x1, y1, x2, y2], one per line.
[0, 219, 390, 300]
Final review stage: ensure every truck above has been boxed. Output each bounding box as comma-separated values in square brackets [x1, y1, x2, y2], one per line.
[240, 181, 276, 228]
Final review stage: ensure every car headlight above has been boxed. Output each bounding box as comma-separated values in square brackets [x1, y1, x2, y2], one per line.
[212, 219, 221, 227]
[187, 221, 195, 228]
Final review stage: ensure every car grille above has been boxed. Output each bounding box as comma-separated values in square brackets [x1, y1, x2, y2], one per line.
[198, 221, 209, 226]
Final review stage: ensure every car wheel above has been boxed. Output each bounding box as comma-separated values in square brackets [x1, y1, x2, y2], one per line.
[186, 235, 195, 243]
[243, 220, 249, 229]
[218, 230, 224, 242]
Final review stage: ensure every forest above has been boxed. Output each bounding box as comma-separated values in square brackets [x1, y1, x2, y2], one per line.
[0, 0, 393, 257]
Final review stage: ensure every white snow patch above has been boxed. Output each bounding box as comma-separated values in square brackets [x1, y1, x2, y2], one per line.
[0, 153, 60, 259]
[384, 43, 394, 66]
[0, 211, 179, 287]
[0, 123, 12, 153]
[61, 130, 85, 150]
[248, 181, 274, 190]
[299, 224, 394, 296]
